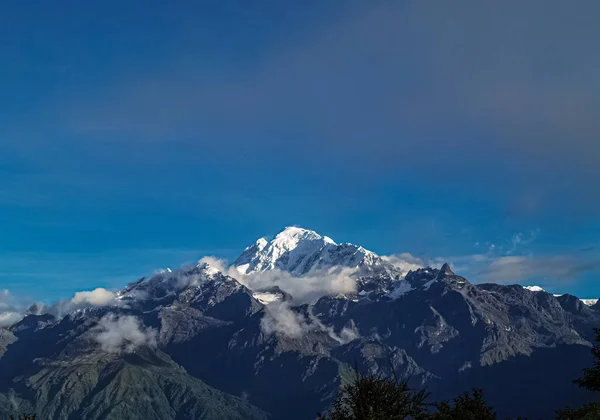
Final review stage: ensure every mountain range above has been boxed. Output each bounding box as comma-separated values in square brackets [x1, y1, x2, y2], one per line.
[0, 226, 598, 419]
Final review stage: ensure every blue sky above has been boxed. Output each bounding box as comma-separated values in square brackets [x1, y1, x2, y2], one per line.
[1, 0, 599, 302]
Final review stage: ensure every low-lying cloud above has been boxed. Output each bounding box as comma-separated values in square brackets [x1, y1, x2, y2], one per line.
[260, 301, 309, 339]
[198, 256, 358, 304]
[261, 301, 357, 344]
[243, 267, 358, 304]
[197, 252, 429, 304]
[46, 287, 120, 318]
[72, 288, 116, 306]
[94, 314, 157, 353]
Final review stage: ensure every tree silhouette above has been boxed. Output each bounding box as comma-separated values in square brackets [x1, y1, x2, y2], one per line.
[317, 365, 504, 420]
[556, 403, 600, 420]
[430, 389, 495, 420]
[9, 414, 37, 420]
[574, 328, 600, 391]
[317, 366, 430, 420]
[556, 328, 600, 419]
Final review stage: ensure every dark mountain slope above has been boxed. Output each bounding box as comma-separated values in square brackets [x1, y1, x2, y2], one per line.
[0, 311, 267, 420]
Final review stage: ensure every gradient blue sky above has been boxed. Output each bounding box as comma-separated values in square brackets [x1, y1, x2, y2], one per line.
[1, 0, 599, 302]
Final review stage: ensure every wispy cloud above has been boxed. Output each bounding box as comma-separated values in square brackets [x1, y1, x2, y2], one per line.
[438, 232, 600, 288]
[261, 300, 357, 343]
[56, 1, 600, 179]
[94, 314, 157, 353]
[478, 254, 599, 285]
[507, 230, 540, 255]
[260, 301, 310, 339]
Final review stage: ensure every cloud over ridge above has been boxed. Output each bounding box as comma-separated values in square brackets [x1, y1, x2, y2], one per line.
[94, 314, 157, 353]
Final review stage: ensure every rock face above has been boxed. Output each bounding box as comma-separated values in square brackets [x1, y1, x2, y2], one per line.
[1, 227, 599, 420]
[0, 329, 16, 358]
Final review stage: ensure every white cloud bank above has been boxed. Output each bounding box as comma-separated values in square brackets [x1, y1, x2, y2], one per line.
[72, 288, 116, 306]
[199, 254, 428, 304]
[94, 314, 157, 353]
[244, 267, 358, 304]
[198, 256, 358, 303]
[45, 287, 120, 318]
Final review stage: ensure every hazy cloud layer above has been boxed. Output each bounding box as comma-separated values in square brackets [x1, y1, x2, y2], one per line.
[5, 0, 585, 243]
[60, 0, 600, 189]
[478, 254, 599, 285]
[438, 230, 600, 290]
[94, 314, 157, 353]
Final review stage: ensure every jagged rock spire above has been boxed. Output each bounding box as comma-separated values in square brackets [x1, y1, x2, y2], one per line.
[438, 263, 455, 277]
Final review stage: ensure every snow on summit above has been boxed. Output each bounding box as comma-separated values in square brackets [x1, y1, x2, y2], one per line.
[233, 226, 398, 277]
[524, 286, 545, 292]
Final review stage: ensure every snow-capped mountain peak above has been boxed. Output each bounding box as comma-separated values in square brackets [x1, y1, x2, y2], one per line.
[276, 226, 335, 245]
[255, 237, 268, 251]
[267, 226, 336, 259]
[195, 261, 221, 276]
[524, 285, 545, 292]
[233, 226, 398, 277]
[116, 260, 229, 303]
[235, 227, 338, 275]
